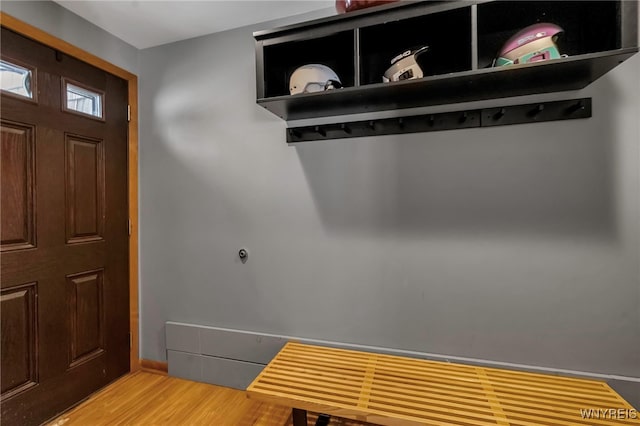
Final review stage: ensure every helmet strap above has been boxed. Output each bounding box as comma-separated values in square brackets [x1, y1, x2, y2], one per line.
[325, 79, 343, 90]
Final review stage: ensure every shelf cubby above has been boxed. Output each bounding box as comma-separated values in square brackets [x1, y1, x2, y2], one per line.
[477, 1, 622, 68]
[359, 6, 472, 85]
[262, 30, 355, 98]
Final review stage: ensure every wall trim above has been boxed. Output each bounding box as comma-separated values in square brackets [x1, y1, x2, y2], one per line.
[1, 12, 141, 372]
[168, 321, 640, 384]
[141, 359, 169, 375]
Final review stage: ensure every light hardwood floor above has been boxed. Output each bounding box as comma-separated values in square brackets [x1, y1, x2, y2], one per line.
[46, 372, 371, 426]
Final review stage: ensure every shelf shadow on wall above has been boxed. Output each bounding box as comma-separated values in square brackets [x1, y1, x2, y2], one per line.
[294, 91, 620, 240]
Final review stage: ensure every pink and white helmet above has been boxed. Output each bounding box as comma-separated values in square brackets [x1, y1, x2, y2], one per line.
[494, 23, 565, 67]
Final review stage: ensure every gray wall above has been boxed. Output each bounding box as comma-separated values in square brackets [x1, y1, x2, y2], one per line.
[0, 0, 138, 74]
[139, 11, 640, 384]
[3, 0, 637, 407]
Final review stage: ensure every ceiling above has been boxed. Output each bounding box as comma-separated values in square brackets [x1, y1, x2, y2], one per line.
[54, 1, 335, 49]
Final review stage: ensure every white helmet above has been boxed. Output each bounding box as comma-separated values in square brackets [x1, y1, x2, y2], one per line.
[289, 64, 342, 95]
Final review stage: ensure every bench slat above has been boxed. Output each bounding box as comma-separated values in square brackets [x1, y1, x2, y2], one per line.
[283, 345, 609, 388]
[247, 342, 639, 426]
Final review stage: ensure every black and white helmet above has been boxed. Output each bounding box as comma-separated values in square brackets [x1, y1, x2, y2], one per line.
[383, 46, 429, 82]
[289, 64, 342, 95]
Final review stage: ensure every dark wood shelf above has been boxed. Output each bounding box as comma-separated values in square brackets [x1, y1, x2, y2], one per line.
[258, 48, 637, 121]
[255, 0, 638, 134]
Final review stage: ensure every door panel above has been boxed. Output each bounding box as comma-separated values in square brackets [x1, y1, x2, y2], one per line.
[65, 135, 105, 244]
[0, 283, 38, 398]
[67, 269, 105, 367]
[1, 27, 129, 425]
[0, 121, 36, 251]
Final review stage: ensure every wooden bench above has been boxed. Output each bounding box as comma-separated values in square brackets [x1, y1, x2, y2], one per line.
[247, 342, 639, 426]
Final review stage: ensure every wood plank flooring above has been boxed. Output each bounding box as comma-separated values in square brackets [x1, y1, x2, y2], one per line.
[46, 371, 373, 426]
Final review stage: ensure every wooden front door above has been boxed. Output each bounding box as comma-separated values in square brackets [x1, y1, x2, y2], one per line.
[1, 28, 129, 425]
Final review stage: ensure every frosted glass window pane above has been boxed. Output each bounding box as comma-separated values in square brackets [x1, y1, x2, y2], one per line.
[66, 82, 103, 118]
[0, 59, 32, 99]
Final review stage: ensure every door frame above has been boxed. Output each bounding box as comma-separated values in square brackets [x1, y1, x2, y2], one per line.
[1, 12, 140, 372]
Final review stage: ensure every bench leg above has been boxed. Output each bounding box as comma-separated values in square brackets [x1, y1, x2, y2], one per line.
[292, 408, 307, 426]
[315, 414, 331, 426]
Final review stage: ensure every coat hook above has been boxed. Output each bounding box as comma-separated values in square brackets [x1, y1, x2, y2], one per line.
[567, 100, 585, 114]
[314, 125, 326, 137]
[398, 118, 404, 129]
[494, 108, 506, 120]
[368, 120, 376, 131]
[459, 111, 468, 123]
[340, 123, 351, 134]
[288, 128, 301, 139]
[530, 104, 544, 117]
[428, 115, 435, 126]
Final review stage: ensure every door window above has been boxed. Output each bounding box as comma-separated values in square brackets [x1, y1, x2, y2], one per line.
[0, 59, 34, 99]
[64, 79, 104, 119]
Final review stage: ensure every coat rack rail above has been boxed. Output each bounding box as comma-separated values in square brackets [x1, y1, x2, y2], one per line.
[286, 98, 592, 143]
